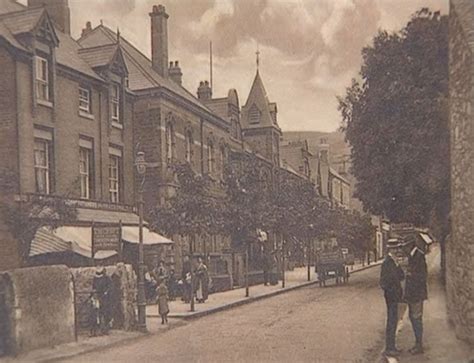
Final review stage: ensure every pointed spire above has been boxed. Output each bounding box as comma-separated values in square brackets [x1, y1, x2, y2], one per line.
[256, 44, 260, 72]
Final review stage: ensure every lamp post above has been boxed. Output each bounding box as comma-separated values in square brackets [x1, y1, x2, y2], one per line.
[307, 224, 314, 282]
[135, 151, 147, 332]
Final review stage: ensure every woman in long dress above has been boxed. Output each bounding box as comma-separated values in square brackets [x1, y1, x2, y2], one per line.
[156, 278, 169, 324]
[195, 257, 209, 303]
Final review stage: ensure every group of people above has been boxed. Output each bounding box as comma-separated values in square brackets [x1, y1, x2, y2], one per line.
[181, 256, 210, 304]
[144, 261, 179, 304]
[380, 236, 428, 357]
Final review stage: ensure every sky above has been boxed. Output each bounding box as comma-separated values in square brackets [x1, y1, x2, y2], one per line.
[61, 0, 447, 132]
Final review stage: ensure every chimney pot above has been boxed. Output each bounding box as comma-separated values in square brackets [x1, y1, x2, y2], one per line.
[169, 59, 183, 85]
[197, 80, 212, 100]
[169, 61, 173, 67]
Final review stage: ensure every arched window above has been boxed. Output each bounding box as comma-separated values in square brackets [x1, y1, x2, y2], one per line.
[185, 130, 193, 164]
[207, 140, 215, 174]
[219, 145, 226, 179]
[165, 122, 174, 164]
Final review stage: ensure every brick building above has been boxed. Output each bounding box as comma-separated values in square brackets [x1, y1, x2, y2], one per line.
[447, 0, 474, 345]
[0, 0, 172, 271]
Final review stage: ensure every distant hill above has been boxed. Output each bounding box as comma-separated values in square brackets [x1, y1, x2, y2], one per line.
[282, 131, 351, 162]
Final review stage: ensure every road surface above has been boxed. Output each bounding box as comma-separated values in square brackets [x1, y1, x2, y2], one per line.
[65, 263, 388, 363]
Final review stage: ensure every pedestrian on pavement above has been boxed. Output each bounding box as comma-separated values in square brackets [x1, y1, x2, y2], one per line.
[195, 257, 209, 303]
[262, 249, 273, 286]
[380, 239, 405, 357]
[181, 255, 192, 303]
[92, 266, 112, 335]
[167, 269, 178, 301]
[402, 236, 428, 355]
[156, 278, 169, 324]
[88, 291, 101, 337]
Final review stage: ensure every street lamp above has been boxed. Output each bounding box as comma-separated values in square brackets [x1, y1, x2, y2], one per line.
[135, 151, 147, 332]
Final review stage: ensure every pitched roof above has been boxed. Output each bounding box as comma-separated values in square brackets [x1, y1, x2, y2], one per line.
[78, 25, 214, 113]
[242, 71, 279, 129]
[0, 2, 103, 81]
[78, 43, 120, 68]
[55, 31, 103, 81]
[0, 0, 25, 15]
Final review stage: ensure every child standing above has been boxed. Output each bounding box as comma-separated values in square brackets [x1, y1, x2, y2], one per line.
[156, 278, 169, 324]
[88, 291, 101, 337]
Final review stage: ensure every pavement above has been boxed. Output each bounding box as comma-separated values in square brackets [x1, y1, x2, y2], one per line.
[0, 260, 379, 363]
[380, 245, 474, 363]
[58, 261, 389, 363]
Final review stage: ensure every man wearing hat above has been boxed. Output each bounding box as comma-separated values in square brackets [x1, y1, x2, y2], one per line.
[402, 235, 428, 355]
[92, 266, 112, 334]
[380, 239, 405, 357]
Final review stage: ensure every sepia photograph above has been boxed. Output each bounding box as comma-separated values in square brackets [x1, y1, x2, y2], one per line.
[0, 0, 472, 362]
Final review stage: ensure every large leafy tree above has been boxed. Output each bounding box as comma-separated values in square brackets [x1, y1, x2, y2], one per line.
[149, 163, 225, 249]
[338, 9, 449, 240]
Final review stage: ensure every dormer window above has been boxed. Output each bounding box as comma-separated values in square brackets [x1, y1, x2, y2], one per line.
[79, 87, 91, 113]
[35, 56, 49, 101]
[111, 84, 120, 122]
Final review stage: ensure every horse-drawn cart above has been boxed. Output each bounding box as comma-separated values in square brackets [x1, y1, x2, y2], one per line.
[316, 249, 349, 287]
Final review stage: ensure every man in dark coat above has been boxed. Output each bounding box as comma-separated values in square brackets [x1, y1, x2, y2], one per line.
[403, 238, 428, 355]
[380, 240, 405, 357]
[92, 267, 112, 334]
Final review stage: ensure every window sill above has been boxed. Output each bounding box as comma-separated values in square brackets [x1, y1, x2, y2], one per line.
[111, 120, 123, 130]
[37, 99, 53, 108]
[79, 111, 95, 120]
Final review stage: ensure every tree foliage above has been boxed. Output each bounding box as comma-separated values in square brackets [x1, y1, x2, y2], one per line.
[0, 168, 77, 262]
[338, 8, 449, 234]
[149, 163, 226, 241]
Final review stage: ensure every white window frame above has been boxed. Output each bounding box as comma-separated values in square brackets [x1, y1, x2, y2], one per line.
[35, 56, 49, 101]
[185, 131, 193, 163]
[79, 87, 91, 113]
[34, 138, 51, 194]
[109, 153, 121, 203]
[111, 84, 120, 122]
[207, 141, 215, 174]
[79, 147, 92, 199]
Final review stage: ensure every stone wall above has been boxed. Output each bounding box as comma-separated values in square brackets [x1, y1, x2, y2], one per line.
[448, 0, 474, 345]
[70, 263, 137, 332]
[0, 265, 75, 355]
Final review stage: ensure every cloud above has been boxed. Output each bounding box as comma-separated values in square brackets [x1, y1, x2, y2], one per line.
[58, 0, 448, 132]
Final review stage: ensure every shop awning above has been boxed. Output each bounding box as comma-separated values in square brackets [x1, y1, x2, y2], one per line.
[30, 227, 117, 259]
[122, 226, 173, 245]
[30, 225, 173, 260]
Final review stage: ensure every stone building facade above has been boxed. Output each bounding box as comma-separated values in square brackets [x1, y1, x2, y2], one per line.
[448, 0, 474, 344]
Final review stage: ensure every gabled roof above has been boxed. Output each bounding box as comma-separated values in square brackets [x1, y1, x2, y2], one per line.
[242, 71, 280, 130]
[0, 6, 44, 35]
[0, 2, 103, 82]
[78, 24, 214, 114]
[78, 43, 128, 76]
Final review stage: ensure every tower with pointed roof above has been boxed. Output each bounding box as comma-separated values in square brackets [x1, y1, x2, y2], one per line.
[241, 60, 282, 166]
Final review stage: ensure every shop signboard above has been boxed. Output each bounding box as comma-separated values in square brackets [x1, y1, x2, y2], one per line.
[92, 223, 122, 257]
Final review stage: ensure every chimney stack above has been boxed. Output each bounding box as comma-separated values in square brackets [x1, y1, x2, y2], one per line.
[169, 61, 182, 85]
[150, 5, 169, 77]
[81, 21, 92, 38]
[28, 0, 71, 35]
[197, 81, 212, 101]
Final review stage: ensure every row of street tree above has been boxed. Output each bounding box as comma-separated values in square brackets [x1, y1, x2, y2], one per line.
[149, 151, 374, 264]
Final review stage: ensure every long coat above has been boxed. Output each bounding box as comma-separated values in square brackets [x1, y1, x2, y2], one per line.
[380, 255, 405, 303]
[404, 249, 428, 303]
[156, 284, 169, 316]
[195, 263, 209, 301]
